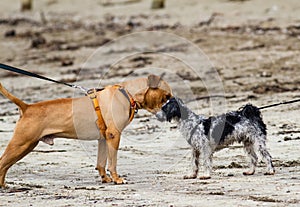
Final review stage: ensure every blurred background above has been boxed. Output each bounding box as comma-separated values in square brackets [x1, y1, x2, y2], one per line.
[0, 0, 299, 102]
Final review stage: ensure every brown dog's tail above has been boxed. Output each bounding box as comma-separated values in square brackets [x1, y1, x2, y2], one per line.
[0, 83, 27, 112]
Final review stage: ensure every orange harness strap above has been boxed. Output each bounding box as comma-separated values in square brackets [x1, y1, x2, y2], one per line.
[87, 86, 137, 137]
[87, 88, 107, 138]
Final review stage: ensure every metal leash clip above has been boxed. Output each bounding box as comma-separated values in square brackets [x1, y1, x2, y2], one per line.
[86, 88, 97, 99]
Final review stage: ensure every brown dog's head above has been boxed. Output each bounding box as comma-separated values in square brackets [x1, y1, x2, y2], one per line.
[137, 74, 173, 114]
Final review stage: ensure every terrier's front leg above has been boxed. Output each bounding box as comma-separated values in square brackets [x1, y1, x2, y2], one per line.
[200, 149, 212, 180]
[96, 139, 112, 183]
[184, 149, 200, 179]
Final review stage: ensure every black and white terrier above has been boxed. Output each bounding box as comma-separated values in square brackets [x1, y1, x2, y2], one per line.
[156, 97, 275, 179]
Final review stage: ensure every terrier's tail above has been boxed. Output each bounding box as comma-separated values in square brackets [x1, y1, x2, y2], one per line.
[0, 83, 27, 112]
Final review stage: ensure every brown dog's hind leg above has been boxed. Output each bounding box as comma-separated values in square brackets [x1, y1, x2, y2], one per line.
[96, 139, 112, 183]
[0, 135, 38, 187]
[0, 119, 41, 188]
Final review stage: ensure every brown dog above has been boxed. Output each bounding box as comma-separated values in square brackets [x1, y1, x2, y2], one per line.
[0, 74, 172, 187]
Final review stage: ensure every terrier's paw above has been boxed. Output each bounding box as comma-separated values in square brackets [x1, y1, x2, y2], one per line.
[183, 174, 197, 179]
[199, 176, 211, 180]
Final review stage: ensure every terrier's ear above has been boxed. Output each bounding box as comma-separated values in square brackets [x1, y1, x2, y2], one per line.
[147, 74, 161, 89]
[176, 97, 184, 105]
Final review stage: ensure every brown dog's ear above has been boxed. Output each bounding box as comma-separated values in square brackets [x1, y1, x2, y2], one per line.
[148, 74, 161, 89]
[160, 72, 166, 79]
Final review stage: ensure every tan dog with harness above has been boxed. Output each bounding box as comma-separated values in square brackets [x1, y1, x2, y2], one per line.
[0, 75, 172, 187]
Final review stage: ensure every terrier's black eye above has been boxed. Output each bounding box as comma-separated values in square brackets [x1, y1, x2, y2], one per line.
[166, 94, 171, 100]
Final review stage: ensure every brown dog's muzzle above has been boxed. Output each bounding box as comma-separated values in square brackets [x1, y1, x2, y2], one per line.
[143, 88, 172, 114]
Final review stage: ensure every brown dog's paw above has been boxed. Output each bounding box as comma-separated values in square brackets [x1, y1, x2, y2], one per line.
[0, 182, 7, 189]
[113, 177, 127, 185]
[183, 174, 197, 179]
[101, 175, 113, 183]
[199, 176, 211, 180]
[243, 171, 255, 176]
[0, 185, 7, 189]
[110, 172, 127, 184]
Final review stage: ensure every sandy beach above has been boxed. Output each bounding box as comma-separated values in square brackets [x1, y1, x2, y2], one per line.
[0, 0, 299, 206]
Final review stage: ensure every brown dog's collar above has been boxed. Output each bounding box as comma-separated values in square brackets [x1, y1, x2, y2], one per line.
[113, 85, 137, 122]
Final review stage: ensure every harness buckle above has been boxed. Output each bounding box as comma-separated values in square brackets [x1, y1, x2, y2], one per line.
[87, 88, 97, 99]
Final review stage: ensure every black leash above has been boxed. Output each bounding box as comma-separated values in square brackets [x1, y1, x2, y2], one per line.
[1, 63, 299, 110]
[0, 63, 87, 93]
[189, 95, 300, 110]
[258, 98, 300, 110]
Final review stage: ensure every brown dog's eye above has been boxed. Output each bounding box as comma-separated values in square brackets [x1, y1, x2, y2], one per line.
[166, 94, 171, 100]
[161, 93, 172, 104]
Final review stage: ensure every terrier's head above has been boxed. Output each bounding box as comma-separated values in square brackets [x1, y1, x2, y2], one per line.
[156, 97, 184, 122]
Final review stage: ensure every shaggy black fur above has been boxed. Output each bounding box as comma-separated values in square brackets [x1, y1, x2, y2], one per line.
[208, 113, 241, 144]
[240, 104, 267, 135]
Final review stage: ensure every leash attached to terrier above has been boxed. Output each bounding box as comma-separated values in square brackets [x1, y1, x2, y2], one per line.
[258, 98, 300, 110]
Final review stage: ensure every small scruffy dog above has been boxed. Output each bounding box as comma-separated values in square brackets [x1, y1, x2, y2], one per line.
[156, 97, 275, 179]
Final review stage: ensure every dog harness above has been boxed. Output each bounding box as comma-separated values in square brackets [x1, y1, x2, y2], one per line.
[87, 85, 137, 138]
[113, 85, 137, 123]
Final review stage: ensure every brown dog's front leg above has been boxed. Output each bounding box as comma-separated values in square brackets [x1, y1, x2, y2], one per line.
[96, 139, 112, 183]
[106, 130, 126, 184]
